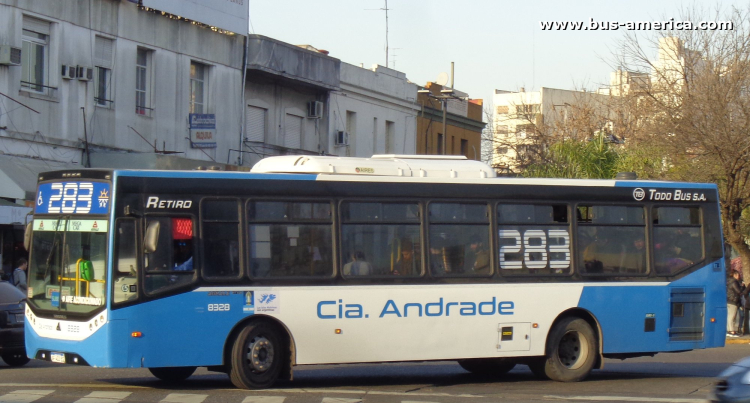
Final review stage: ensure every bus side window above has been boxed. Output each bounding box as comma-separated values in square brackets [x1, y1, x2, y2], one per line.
[653, 207, 702, 275]
[428, 202, 490, 277]
[202, 199, 241, 279]
[577, 205, 646, 276]
[340, 202, 422, 277]
[144, 216, 195, 294]
[114, 219, 138, 304]
[248, 201, 333, 278]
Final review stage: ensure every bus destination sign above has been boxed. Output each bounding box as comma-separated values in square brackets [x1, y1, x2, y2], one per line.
[35, 182, 111, 215]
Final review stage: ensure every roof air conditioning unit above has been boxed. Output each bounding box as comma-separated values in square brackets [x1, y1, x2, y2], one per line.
[0, 45, 22, 66]
[76, 66, 93, 81]
[61, 65, 77, 80]
[334, 130, 349, 146]
[307, 101, 323, 118]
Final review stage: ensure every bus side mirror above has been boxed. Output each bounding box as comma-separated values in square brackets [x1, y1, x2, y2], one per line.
[23, 222, 32, 252]
[144, 221, 160, 254]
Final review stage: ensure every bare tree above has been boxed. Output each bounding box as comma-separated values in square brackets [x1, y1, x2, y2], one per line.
[615, 6, 750, 277]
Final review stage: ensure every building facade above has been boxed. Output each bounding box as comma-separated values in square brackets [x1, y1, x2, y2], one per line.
[416, 82, 484, 160]
[329, 63, 419, 157]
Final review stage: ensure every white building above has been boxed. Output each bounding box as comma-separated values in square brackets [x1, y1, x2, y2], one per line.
[329, 63, 419, 157]
[492, 87, 610, 172]
[0, 0, 245, 180]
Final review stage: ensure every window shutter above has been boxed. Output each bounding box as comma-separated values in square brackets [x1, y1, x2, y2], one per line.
[23, 15, 50, 35]
[246, 106, 265, 142]
[94, 37, 113, 68]
[284, 114, 302, 149]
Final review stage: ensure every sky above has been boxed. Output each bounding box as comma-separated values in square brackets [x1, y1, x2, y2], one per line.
[248, 0, 746, 108]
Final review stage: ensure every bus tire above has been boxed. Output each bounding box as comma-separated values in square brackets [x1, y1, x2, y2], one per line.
[230, 322, 284, 389]
[148, 366, 196, 382]
[458, 358, 516, 375]
[533, 317, 597, 382]
[1, 352, 30, 367]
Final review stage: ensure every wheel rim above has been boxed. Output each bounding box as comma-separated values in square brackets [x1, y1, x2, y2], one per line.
[557, 330, 589, 370]
[246, 336, 274, 373]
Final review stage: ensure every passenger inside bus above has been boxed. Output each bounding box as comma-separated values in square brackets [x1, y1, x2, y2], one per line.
[469, 236, 490, 274]
[342, 251, 372, 276]
[395, 239, 419, 275]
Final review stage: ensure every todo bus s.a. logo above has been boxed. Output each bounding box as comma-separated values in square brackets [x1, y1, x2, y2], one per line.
[633, 187, 706, 202]
[316, 297, 515, 319]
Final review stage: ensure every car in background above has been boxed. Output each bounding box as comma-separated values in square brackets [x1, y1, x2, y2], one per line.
[0, 281, 28, 367]
[711, 357, 750, 402]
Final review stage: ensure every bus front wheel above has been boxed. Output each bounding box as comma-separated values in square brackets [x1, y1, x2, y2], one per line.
[230, 322, 284, 389]
[148, 366, 197, 382]
[530, 317, 597, 382]
[458, 358, 516, 375]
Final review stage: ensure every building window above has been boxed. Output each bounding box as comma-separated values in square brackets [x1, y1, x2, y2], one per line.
[497, 147, 508, 155]
[285, 113, 302, 149]
[437, 133, 444, 155]
[94, 36, 114, 107]
[461, 139, 468, 157]
[246, 105, 266, 142]
[21, 16, 50, 94]
[496, 105, 509, 114]
[190, 61, 208, 114]
[136, 48, 152, 116]
[385, 120, 395, 153]
[95, 67, 112, 107]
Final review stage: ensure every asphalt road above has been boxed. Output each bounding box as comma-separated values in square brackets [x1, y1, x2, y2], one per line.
[0, 344, 747, 403]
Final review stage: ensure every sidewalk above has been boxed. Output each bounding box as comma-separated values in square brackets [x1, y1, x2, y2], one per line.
[726, 334, 750, 344]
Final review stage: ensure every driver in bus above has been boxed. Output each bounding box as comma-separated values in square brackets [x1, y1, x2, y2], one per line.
[174, 241, 193, 271]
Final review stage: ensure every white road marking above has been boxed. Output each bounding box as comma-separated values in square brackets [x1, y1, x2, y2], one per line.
[321, 398, 363, 403]
[0, 390, 54, 403]
[241, 397, 287, 403]
[75, 391, 132, 403]
[545, 395, 707, 402]
[160, 393, 208, 403]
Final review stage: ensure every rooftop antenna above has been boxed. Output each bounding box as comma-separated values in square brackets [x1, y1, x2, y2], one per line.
[367, 1, 390, 67]
[391, 47, 402, 69]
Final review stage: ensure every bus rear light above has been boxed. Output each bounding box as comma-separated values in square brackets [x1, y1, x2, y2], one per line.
[335, 329, 342, 334]
[533, 323, 539, 328]
[132, 331, 142, 338]
[711, 318, 716, 323]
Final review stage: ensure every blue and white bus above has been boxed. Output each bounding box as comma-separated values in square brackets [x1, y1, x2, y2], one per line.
[24, 155, 726, 388]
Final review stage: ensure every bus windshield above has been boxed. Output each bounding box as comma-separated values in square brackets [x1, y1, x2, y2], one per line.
[27, 218, 108, 315]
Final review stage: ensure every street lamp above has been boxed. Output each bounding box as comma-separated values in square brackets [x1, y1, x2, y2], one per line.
[419, 88, 467, 155]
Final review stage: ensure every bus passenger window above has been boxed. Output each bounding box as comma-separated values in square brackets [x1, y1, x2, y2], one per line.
[428, 203, 490, 277]
[248, 201, 333, 278]
[577, 205, 646, 276]
[498, 204, 570, 275]
[144, 217, 195, 294]
[113, 219, 137, 303]
[202, 199, 241, 278]
[341, 202, 422, 277]
[653, 207, 702, 275]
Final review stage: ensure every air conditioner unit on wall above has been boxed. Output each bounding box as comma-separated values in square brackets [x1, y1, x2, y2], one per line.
[61, 65, 77, 80]
[307, 101, 324, 118]
[76, 66, 93, 81]
[334, 130, 349, 146]
[0, 45, 22, 66]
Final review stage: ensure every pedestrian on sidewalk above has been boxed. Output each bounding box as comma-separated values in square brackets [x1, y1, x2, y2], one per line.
[728, 269, 743, 337]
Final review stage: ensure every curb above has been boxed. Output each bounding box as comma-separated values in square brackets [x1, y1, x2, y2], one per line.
[726, 337, 750, 344]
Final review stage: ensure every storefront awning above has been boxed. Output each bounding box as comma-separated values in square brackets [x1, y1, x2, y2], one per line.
[0, 155, 78, 201]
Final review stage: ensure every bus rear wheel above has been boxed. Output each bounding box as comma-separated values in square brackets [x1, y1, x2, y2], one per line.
[458, 358, 516, 375]
[530, 317, 597, 382]
[148, 366, 197, 382]
[230, 322, 284, 389]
